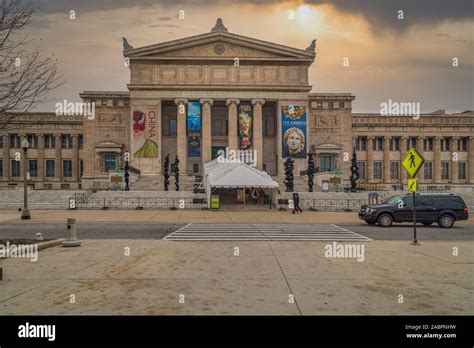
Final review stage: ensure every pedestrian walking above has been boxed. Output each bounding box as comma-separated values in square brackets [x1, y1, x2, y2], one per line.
[292, 192, 302, 214]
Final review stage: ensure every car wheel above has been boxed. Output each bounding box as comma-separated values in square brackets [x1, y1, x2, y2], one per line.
[422, 222, 433, 226]
[378, 214, 393, 227]
[438, 214, 454, 228]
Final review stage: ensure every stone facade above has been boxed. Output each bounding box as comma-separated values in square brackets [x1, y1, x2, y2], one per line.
[0, 19, 473, 190]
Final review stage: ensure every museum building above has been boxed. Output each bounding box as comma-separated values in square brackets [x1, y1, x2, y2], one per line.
[0, 19, 473, 191]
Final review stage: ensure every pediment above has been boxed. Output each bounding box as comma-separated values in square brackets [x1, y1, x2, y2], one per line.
[125, 31, 315, 62]
[314, 142, 342, 150]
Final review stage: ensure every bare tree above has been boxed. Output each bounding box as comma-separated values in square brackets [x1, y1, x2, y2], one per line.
[0, 0, 62, 113]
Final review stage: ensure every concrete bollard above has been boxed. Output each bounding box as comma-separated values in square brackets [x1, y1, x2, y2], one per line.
[62, 218, 81, 247]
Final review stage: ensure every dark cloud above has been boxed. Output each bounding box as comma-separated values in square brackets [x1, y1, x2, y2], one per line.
[314, 0, 474, 32]
[33, 0, 473, 32]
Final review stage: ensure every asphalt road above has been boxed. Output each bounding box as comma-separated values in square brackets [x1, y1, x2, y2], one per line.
[0, 222, 472, 240]
[341, 223, 474, 240]
[0, 223, 182, 240]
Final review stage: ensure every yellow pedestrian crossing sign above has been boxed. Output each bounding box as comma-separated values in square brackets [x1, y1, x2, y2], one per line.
[403, 147, 425, 177]
[408, 178, 418, 192]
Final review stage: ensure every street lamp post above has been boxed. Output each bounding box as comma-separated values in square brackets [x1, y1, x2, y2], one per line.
[21, 139, 31, 220]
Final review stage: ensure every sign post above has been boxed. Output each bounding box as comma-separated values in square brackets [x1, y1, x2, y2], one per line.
[403, 147, 425, 246]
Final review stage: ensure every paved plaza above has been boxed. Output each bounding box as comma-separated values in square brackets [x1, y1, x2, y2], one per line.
[1, 238, 472, 315]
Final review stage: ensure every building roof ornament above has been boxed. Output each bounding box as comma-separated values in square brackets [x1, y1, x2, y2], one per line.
[306, 39, 316, 53]
[122, 37, 134, 51]
[211, 18, 228, 32]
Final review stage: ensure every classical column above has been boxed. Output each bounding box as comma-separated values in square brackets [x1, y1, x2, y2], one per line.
[417, 137, 425, 182]
[72, 134, 80, 181]
[434, 136, 442, 183]
[3, 134, 10, 181]
[200, 99, 213, 165]
[174, 99, 188, 173]
[55, 134, 62, 180]
[251, 99, 265, 170]
[400, 136, 408, 182]
[450, 136, 459, 184]
[226, 99, 240, 152]
[367, 136, 374, 183]
[383, 136, 391, 184]
[37, 134, 45, 182]
[469, 137, 474, 184]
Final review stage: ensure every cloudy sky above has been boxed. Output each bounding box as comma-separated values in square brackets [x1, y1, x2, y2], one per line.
[25, 0, 474, 112]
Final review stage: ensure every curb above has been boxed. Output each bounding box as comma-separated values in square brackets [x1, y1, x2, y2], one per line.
[37, 238, 65, 251]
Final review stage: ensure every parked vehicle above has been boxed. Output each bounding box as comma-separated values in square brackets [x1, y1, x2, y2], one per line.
[359, 193, 469, 228]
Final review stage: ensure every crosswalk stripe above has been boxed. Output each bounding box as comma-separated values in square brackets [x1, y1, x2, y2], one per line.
[165, 224, 370, 241]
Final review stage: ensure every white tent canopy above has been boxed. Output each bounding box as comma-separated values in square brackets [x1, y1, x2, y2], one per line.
[204, 158, 279, 207]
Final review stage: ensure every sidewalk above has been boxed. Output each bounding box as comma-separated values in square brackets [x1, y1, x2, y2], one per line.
[0, 209, 364, 224]
[0, 239, 472, 315]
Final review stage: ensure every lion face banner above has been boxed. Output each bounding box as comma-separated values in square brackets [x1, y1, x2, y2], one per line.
[281, 105, 307, 158]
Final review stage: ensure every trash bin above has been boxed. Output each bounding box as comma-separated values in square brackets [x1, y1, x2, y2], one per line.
[211, 195, 220, 209]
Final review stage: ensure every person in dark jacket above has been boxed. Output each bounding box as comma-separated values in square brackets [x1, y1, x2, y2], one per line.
[292, 192, 302, 214]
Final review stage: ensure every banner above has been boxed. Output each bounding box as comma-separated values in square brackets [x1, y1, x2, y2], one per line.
[281, 105, 307, 158]
[187, 101, 201, 157]
[132, 110, 159, 158]
[187, 135, 201, 157]
[238, 103, 252, 150]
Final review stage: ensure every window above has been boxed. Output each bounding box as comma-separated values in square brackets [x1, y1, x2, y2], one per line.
[434, 196, 465, 206]
[112, 99, 118, 107]
[458, 163, 467, 180]
[0, 136, 3, 148]
[373, 137, 383, 151]
[169, 119, 177, 136]
[11, 160, 20, 177]
[424, 138, 433, 151]
[0, 159, 3, 177]
[10, 134, 20, 148]
[263, 117, 273, 137]
[63, 160, 72, 177]
[79, 135, 84, 149]
[320, 155, 335, 172]
[408, 137, 417, 149]
[61, 135, 72, 149]
[193, 163, 199, 173]
[373, 161, 383, 180]
[28, 160, 37, 177]
[402, 196, 413, 209]
[328, 102, 334, 109]
[44, 135, 55, 148]
[441, 162, 450, 180]
[356, 161, 366, 179]
[441, 138, 450, 151]
[355, 137, 367, 151]
[390, 137, 400, 151]
[104, 155, 117, 172]
[417, 196, 435, 207]
[101, 99, 107, 107]
[459, 138, 468, 151]
[46, 160, 55, 177]
[316, 101, 322, 109]
[390, 161, 399, 180]
[79, 160, 84, 178]
[339, 101, 345, 109]
[27, 134, 38, 148]
[124, 100, 130, 107]
[212, 119, 223, 135]
[424, 162, 433, 180]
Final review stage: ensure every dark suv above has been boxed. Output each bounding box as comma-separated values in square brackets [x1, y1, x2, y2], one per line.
[359, 193, 469, 228]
